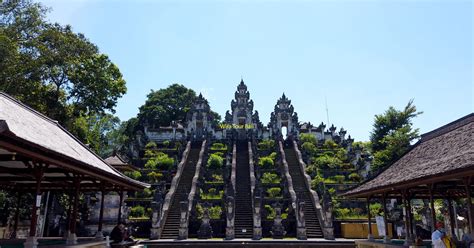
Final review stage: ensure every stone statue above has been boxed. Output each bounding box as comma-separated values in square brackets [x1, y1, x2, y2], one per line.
[225, 196, 235, 240]
[270, 202, 286, 239]
[253, 196, 262, 240]
[297, 200, 307, 240]
[150, 184, 165, 239]
[178, 200, 189, 240]
[198, 202, 213, 239]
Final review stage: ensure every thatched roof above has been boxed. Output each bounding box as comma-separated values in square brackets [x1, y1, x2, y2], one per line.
[0, 92, 148, 190]
[104, 153, 139, 172]
[343, 113, 474, 198]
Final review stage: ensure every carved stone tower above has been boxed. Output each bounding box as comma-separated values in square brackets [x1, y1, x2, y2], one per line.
[269, 93, 299, 139]
[185, 93, 214, 140]
[224, 79, 260, 139]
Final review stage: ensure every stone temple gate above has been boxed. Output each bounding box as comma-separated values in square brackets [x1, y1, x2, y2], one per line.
[140, 79, 360, 241]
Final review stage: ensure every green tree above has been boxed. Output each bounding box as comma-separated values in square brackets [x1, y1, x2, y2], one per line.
[137, 84, 197, 127]
[0, 0, 126, 129]
[369, 100, 422, 171]
[69, 113, 121, 157]
[137, 84, 221, 127]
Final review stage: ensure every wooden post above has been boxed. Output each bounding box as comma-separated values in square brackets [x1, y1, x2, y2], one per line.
[402, 191, 411, 245]
[367, 196, 374, 240]
[117, 189, 124, 224]
[67, 179, 80, 245]
[429, 184, 436, 232]
[406, 194, 413, 239]
[98, 190, 105, 232]
[447, 197, 456, 238]
[66, 190, 74, 235]
[29, 169, 43, 237]
[95, 188, 106, 239]
[71, 180, 80, 235]
[464, 177, 473, 234]
[11, 191, 21, 239]
[382, 194, 390, 243]
[24, 166, 44, 248]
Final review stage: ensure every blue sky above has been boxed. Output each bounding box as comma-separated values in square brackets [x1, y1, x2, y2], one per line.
[41, 0, 472, 141]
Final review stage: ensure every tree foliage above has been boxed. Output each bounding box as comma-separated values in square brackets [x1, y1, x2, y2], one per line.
[369, 100, 422, 171]
[0, 0, 126, 155]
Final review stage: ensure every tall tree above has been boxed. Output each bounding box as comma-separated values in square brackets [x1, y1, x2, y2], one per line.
[0, 0, 126, 127]
[369, 99, 422, 171]
[137, 84, 198, 127]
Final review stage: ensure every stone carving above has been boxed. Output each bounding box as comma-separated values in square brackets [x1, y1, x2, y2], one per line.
[253, 196, 262, 240]
[178, 200, 189, 240]
[225, 196, 235, 240]
[269, 93, 299, 139]
[270, 202, 286, 239]
[297, 199, 307, 240]
[185, 93, 214, 139]
[198, 202, 213, 239]
[150, 185, 164, 239]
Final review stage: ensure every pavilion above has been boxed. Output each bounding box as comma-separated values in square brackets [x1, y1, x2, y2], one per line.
[343, 113, 474, 247]
[0, 92, 149, 248]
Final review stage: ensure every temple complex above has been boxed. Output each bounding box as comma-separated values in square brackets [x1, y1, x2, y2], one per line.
[0, 80, 472, 248]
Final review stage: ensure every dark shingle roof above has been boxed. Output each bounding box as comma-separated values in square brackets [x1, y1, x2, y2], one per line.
[344, 113, 474, 197]
[0, 92, 148, 190]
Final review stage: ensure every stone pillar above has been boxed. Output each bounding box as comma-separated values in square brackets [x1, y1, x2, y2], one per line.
[150, 183, 164, 239]
[253, 196, 262, 240]
[271, 203, 286, 239]
[297, 200, 307, 240]
[95, 190, 106, 239]
[24, 168, 43, 248]
[225, 196, 235, 240]
[178, 201, 189, 240]
[197, 202, 213, 239]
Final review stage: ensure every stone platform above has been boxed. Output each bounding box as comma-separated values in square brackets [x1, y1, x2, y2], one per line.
[139, 238, 356, 248]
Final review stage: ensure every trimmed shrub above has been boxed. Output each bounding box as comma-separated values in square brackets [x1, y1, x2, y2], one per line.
[162, 140, 170, 148]
[334, 175, 345, 184]
[299, 133, 317, 144]
[125, 170, 142, 180]
[323, 140, 339, 150]
[145, 141, 157, 149]
[313, 154, 342, 169]
[145, 152, 174, 170]
[348, 172, 362, 182]
[210, 142, 227, 150]
[147, 171, 163, 183]
[266, 187, 282, 198]
[196, 204, 222, 219]
[336, 208, 351, 218]
[261, 172, 280, 184]
[258, 140, 275, 150]
[258, 157, 274, 168]
[130, 205, 145, 217]
[207, 153, 224, 169]
[301, 142, 317, 155]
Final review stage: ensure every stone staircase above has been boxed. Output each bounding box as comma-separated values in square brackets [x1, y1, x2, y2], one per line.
[234, 141, 253, 238]
[160, 141, 202, 239]
[284, 147, 324, 238]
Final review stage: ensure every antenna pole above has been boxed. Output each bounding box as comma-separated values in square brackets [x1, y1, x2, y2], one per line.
[325, 96, 330, 125]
